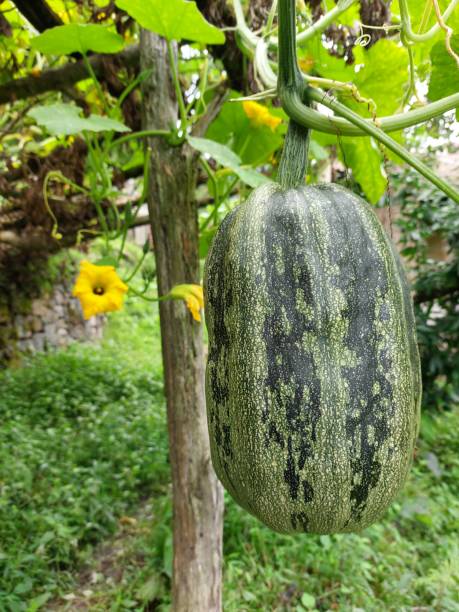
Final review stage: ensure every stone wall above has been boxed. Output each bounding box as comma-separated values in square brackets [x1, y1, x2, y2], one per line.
[0, 277, 104, 365]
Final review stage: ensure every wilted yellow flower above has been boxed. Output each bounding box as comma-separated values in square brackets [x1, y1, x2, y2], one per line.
[72, 260, 128, 320]
[242, 100, 282, 131]
[298, 55, 314, 73]
[168, 284, 204, 322]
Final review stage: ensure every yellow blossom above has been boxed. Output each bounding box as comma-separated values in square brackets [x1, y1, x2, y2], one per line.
[72, 260, 128, 320]
[242, 100, 282, 131]
[168, 284, 204, 322]
[298, 55, 314, 73]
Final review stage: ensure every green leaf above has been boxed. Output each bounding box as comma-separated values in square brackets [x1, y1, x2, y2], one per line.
[189, 136, 241, 168]
[94, 257, 119, 267]
[206, 95, 283, 166]
[31, 24, 125, 55]
[27, 592, 52, 612]
[306, 38, 407, 118]
[303, 36, 357, 82]
[352, 39, 408, 117]
[136, 574, 162, 601]
[335, 2, 360, 27]
[28, 103, 130, 136]
[341, 137, 386, 204]
[188, 136, 271, 188]
[309, 139, 329, 161]
[115, 0, 225, 44]
[428, 35, 459, 102]
[301, 593, 316, 609]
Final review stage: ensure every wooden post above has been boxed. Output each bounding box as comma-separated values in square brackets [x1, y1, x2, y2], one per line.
[140, 30, 224, 611]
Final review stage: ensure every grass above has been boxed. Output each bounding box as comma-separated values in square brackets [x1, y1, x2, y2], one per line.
[1, 297, 459, 611]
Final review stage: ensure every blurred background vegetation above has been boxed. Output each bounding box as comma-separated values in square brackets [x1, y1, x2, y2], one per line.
[0, 0, 458, 609]
[1, 279, 458, 610]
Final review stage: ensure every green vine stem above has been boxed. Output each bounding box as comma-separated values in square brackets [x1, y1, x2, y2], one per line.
[296, 0, 358, 45]
[109, 129, 171, 150]
[305, 89, 459, 204]
[232, 0, 459, 136]
[399, 0, 459, 44]
[276, 0, 311, 188]
[123, 248, 148, 284]
[275, 0, 459, 203]
[43, 171, 90, 240]
[166, 39, 188, 132]
[82, 53, 110, 115]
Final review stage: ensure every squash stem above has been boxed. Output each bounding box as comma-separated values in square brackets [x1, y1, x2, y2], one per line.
[277, 0, 311, 188]
[277, 109, 310, 189]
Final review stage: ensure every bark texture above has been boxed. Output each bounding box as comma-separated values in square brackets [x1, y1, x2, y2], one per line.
[0, 45, 139, 105]
[12, 0, 62, 32]
[140, 30, 223, 611]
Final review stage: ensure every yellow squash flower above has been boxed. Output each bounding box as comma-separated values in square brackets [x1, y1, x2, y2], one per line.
[298, 55, 314, 73]
[242, 100, 282, 131]
[168, 284, 204, 322]
[72, 260, 128, 320]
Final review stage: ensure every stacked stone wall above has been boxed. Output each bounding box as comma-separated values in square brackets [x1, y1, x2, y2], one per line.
[0, 276, 104, 365]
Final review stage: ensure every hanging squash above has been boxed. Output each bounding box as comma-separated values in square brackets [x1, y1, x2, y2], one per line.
[203, 0, 421, 534]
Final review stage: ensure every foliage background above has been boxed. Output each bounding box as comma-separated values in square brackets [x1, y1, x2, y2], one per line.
[0, 0, 458, 608]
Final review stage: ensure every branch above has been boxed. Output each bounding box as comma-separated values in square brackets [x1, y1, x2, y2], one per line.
[0, 45, 140, 106]
[12, 0, 62, 32]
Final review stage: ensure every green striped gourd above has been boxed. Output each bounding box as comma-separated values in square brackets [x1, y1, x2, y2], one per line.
[204, 182, 421, 534]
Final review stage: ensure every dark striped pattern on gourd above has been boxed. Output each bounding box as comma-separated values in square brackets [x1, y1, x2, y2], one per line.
[204, 183, 421, 534]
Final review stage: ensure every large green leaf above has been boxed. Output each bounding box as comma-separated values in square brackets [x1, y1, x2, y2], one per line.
[31, 24, 125, 55]
[188, 136, 271, 188]
[206, 95, 284, 166]
[28, 103, 130, 136]
[352, 40, 408, 117]
[341, 137, 387, 204]
[115, 0, 225, 44]
[303, 36, 357, 82]
[335, 2, 360, 27]
[428, 35, 459, 102]
[305, 38, 407, 118]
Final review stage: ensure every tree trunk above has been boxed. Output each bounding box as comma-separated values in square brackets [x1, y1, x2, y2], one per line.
[140, 30, 224, 611]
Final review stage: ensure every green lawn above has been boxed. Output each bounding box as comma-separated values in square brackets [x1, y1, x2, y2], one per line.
[1, 302, 458, 611]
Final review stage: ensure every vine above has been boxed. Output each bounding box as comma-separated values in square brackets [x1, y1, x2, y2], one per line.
[231, 0, 459, 203]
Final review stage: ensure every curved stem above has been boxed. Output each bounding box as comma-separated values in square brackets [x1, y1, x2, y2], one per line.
[399, 0, 459, 43]
[401, 46, 421, 108]
[287, 88, 459, 203]
[233, 0, 459, 136]
[109, 129, 171, 149]
[268, 0, 358, 46]
[123, 249, 147, 283]
[82, 53, 110, 115]
[432, 0, 459, 67]
[128, 285, 160, 302]
[43, 171, 90, 240]
[297, 0, 358, 44]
